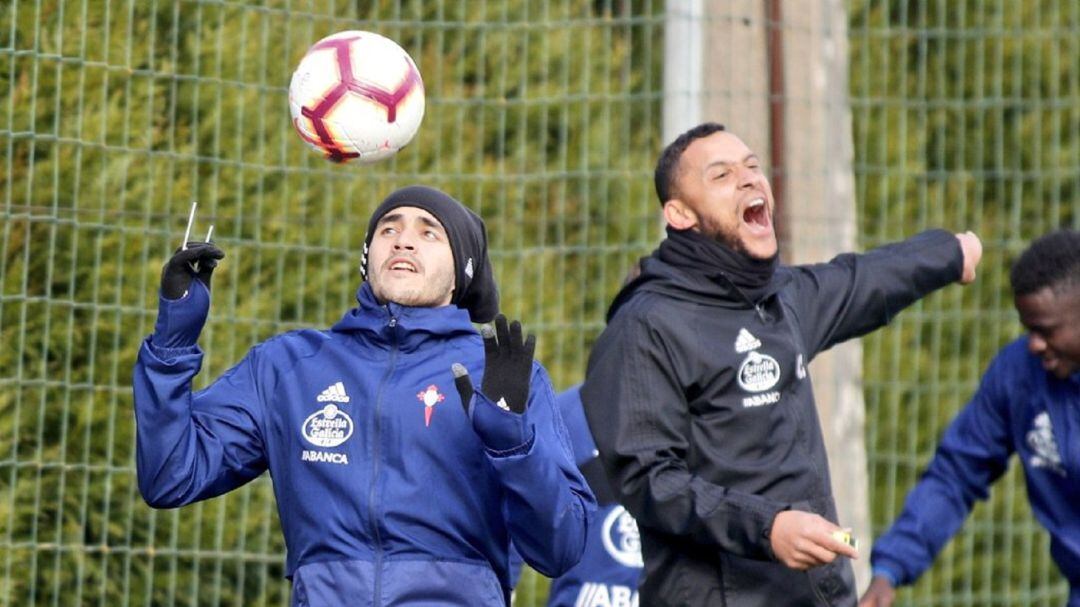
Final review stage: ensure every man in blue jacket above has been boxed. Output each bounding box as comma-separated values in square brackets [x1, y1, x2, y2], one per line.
[133, 185, 595, 606]
[860, 229, 1080, 607]
[545, 384, 644, 607]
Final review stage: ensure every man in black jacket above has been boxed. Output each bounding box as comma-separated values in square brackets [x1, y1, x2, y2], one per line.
[581, 123, 982, 606]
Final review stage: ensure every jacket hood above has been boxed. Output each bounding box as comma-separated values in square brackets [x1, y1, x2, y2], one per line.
[606, 253, 791, 322]
[332, 282, 478, 350]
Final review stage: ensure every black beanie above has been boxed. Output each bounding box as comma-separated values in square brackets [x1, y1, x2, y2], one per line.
[360, 185, 499, 323]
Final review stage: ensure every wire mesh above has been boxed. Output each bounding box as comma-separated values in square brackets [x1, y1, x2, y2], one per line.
[3, 0, 1079, 605]
[851, 1, 1077, 605]
[0, 1, 662, 605]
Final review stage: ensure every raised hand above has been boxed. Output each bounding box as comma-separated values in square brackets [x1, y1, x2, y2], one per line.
[451, 315, 537, 451]
[160, 241, 225, 299]
[478, 315, 536, 413]
[152, 241, 224, 349]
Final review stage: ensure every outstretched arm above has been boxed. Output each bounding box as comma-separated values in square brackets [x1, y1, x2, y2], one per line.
[866, 349, 1015, 593]
[133, 241, 267, 508]
[788, 229, 979, 355]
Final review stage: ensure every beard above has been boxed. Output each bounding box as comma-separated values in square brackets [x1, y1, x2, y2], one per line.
[369, 268, 455, 308]
[699, 217, 750, 257]
[699, 214, 779, 262]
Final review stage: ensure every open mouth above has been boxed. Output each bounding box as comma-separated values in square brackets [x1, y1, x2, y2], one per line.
[742, 198, 771, 232]
[387, 258, 419, 273]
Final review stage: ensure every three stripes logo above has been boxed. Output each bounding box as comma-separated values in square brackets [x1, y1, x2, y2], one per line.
[317, 381, 351, 403]
[734, 328, 762, 353]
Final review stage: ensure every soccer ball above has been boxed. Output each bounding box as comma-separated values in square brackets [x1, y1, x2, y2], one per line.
[289, 31, 425, 163]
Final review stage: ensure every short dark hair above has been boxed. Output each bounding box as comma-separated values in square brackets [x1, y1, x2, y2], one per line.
[654, 122, 727, 206]
[1010, 229, 1080, 296]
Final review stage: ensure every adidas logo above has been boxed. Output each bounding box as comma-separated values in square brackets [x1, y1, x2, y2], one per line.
[734, 328, 762, 353]
[317, 381, 350, 403]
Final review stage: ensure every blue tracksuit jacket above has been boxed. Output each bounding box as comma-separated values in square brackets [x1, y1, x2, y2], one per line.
[133, 282, 593, 606]
[871, 337, 1080, 606]
[545, 385, 643, 607]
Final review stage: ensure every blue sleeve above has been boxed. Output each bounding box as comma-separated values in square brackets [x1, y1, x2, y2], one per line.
[132, 338, 268, 508]
[787, 229, 963, 356]
[483, 365, 596, 578]
[556, 384, 598, 467]
[870, 349, 1016, 586]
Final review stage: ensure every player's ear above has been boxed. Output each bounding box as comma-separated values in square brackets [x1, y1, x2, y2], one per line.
[663, 199, 698, 230]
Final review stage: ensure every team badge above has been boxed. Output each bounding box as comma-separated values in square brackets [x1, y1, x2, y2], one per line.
[417, 385, 446, 427]
[1027, 411, 1065, 477]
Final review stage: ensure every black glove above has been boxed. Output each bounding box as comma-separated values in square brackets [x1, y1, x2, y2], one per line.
[470, 315, 536, 413]
[160, 241, 225, 299]
[451, 315, 537, 452]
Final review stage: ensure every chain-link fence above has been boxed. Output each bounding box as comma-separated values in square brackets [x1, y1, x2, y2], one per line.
[2, 1, 1076, 605]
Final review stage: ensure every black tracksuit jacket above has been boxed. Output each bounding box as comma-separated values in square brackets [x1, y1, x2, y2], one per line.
[581, 230, 963, 606]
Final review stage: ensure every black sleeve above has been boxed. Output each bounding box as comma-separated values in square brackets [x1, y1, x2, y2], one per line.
[581, 312, 788, 561]
[785, 229, 963, 356]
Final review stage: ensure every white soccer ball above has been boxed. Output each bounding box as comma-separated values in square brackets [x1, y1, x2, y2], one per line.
[289, 31, 425, 164]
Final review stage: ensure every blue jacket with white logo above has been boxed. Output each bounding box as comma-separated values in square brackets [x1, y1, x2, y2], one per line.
[545, 386, 643, 607]
[871, 338, 1080, 606]
[133, 282, 594, 607]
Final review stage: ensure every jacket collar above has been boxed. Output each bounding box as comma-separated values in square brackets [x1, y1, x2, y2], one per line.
[331, 282, 477, 351]
[607, 254, 792, 322]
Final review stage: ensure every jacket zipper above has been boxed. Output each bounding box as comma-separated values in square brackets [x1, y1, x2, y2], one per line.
[715, 271, 769, 322]
[774, 294, 828, 485]
[774, 293, 834, 605]
[722, 280, 832, 604]
[369, 309, 399, 607]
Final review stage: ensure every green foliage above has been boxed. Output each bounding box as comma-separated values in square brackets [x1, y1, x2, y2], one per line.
[5, 0, 1076, 604]
[0, 0, 662, 604]
[851, 0, 1077, 604]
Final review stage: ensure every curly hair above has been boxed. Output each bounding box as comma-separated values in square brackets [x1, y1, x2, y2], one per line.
[653, 122, 727, 206]
[1010, 229, 1080, 296]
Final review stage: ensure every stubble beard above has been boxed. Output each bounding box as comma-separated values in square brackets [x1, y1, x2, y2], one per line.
[700, 217, 750, 257]
[700, 215, 777, 261]
[370, 268, 455, 308]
